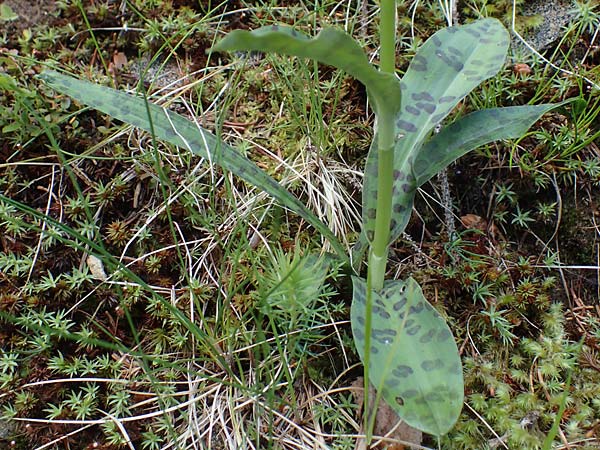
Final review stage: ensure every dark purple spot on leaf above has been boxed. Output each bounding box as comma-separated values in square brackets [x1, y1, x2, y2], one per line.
[425, 391, 445, 402]
[436, 329, 453, 342]
[449, 362, 462, 375]
[372, 306, 387, 318]
[416, 102, 436, 114]
[402, 389, 419, 399]
[393, 298, 407, 311]
[393, 203, 405, 214]
[406, 325, 421, 336]
[413, 396, 427, 406]
[432, 36, 442, 47]
[401, 183, 413, 193]
[434, 50, 463, 71]
[439, 96, 456, 103]
[385, 378, 400, 387]
[367, 208, 376, 219]
[411, 55, 428, 72]
[419, 329, 436, 343]
[421, 359, 444, 371]
[392, 365, 414, 378]
[370, 345, 379, 354]
[354, 328, 364, 340]
[373, 328, 397, 338]
[395, 396, 404, 406]
[405, 105, 420, 116]
[412, 92, 435, 102]
[448, 46, 462, 56]
[393, 170, 405, 181]
[397, 120, 417, 132]
[409, 302, 425, 314]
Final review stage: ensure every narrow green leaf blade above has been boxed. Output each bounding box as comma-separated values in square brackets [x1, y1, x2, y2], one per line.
[359, 19, 510, 256]
[39, 70, 345, 258]
[351, 276, 463, 435]
[213, 25, 402, 118]
[413, 102, 572, 186]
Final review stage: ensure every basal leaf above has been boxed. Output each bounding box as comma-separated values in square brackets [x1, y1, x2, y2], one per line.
[39, 70, 346, 259]
[359, 19, 510, 254]
[213, 25, 402, 118]
[413, 101, 572, 186]
[351, 276, 463, 436]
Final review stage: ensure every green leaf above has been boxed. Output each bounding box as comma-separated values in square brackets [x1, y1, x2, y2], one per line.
[413, 102, 572, 186]
[213, 25, 402, 119]
[358, 18, 510, 255]
[351, 276, 463, 436]
[0, 3, 18, 21]
[38, 70, 346, 260]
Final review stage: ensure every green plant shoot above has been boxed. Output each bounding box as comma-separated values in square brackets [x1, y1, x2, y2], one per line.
[39, 7, 573, 441]
[210, 14, 570, 437]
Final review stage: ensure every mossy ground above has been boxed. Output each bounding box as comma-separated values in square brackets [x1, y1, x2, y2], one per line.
[1, 0, 599, 449]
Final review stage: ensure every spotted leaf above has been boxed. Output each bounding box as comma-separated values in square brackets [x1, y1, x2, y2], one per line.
[213, 25, 402, 119]
[358, 19, 510, 259]
[351, 276, 463, 436]
[39, 70, 345, 259]
[413, 101, 573, 186]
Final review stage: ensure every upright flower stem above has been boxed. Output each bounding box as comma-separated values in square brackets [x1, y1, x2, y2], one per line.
[363, 0, 397, 443]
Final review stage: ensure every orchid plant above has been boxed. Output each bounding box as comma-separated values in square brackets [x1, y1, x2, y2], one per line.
[39, 1, 571, 441]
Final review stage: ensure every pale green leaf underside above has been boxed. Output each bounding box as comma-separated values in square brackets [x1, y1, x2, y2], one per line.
[413, 101, 571, 185]
[359, 18, 510, 253]
[39, 70, 345, 259]
[213, 25, 402, 118]
[351, 276, 463, 435]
